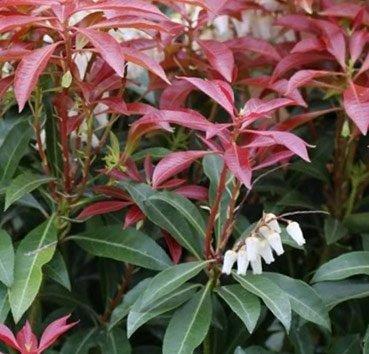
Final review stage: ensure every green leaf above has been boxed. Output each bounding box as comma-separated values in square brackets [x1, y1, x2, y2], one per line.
[163, 282, 212, 354]
[71, 225, 172, 271]
[0, 119, 32, 182]
[127, 283, 198, 337]
[119, 182, 154, 211]
[312, 251, 369, 282]
[328, 335, 361, 354]
[137, 261, 209, 310]
[290, 324, 314, 354]
[344, 213, 369, 233]
[0, 284, 10, 323]
[216, 284, 261, 333]
[313, 280, 369, 309]
[264, 273, 330, 330]
[9, 216, 57, 323]
[364, 326, 369, 354]
[148, 191, 206, 237]
[109, 278, 152, 330]
[233, 273, 291, 332]
[4, 172, 54, 210]
[144, 198, 203, 259]
[61, 328, 99, 354]
[132, 147, 170, 161]
[99, 328, 131, 354]
[324, 217, 347, 245]
[0, 229, 14, 287]
[44, 251, 71, 291]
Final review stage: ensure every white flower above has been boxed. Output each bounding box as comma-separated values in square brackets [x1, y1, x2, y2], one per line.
[237, 246, 249, 275]
[222, 250, 237, 275]
[266, 232, 284, 256]
[250, 255, 262, 275]
[258, 225, 274, 238]
[286, 221, 306, 246]
[258, 240, 274, 264]
[245, 236, 260, 262]
[265, 213, 281, 233]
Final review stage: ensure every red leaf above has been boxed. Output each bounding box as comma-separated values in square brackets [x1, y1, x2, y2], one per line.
[226, 36, 281, 62]
[241, 98, 294, 121]
[152, 151, 208, 188]
[223, 143, 252, 188]
[0, 76, 13, 100]
[198, 39, 235, 82]
[120, 46, 169, 84]
[175, 185, 208, 201]
[93, 185, 130, 200]
[349, 30, 368, 63]
[160, 79, 194, 109]
[76, 28, 125, 77]
[97, 97, 128, 115]
[16, 321, 38, 354]
[286, 70, 332, 94]
[343, 83, 369, 135]
[14, 43, 59, 112]
[0, 324, 20, 351]
[38, 315, 77, 352]
[0, 15, 51, 33]
[163, 230, 182, 264]
[275, 15, 316, 33]
[179, 77, 235, 115]
[124, 205, 145, 228]
[291, 38, 325, 54]
[78, 201, 130, 219]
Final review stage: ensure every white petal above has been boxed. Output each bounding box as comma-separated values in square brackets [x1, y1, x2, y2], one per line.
[222, 250, 237, 275]
[259, 225, 274, 238]
[265, 213, 281, 233]
[246, 236, 260, 262]
[250, 256, 262, 275]
[266, 232, 284, 255]
[237, 247, 249, 275]
[286, 221, 306, 246]
[258, 240, 275, 264]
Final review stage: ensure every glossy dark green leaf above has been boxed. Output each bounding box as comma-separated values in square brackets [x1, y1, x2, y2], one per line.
[344, 213, 369, 233]
[44, 251, 71, 291]
[163, 283, 212, 354]
[312, 251, 369, 282]
[61, 328, 99, 354]
[0, 229, 14, 287]
[216, 284, 260, 333]
[328, 335, 361, 354]
[233, 273, 291, 331]
[119, 182, 154, 211]
[0, 284, 9, 323]
[324, 217, 347, 245]
[99, 327, 131, 354]
[71, 226, 172, 271]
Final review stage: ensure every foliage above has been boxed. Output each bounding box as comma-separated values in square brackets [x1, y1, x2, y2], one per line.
[0, 0, 369, 353]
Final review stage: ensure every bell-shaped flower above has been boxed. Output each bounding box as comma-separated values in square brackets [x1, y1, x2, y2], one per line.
[258, 225, 274, 238]
[222, 250, 237, 275]
[245, 235, 260, 261]
[266, 232, 284, 255]
[237, 246, 249, 275]
[286, 221, 305, 246]
[265, 213, 281, 233]
[258, 240, 275, 264]
[250, 255, 262, 275]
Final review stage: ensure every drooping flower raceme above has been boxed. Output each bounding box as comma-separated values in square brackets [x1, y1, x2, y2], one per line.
[222, 213, 306, 275]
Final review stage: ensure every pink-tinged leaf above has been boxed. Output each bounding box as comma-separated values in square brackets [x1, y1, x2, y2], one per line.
[275, 15, 317, 33]
[320, 3, 368, 21]
[76, 28, 124, 77]
[223, 144, 252, 188]
[343, 83, 369, 135]
[38, 315, 77, 352]
[271, 53, 332, 82]
[349, 30, 368, 63]
[0, 75, 13, 99]
[286, 70, 332, 94]
[152, 151, 208, 188]
[0, 0, 58, 5]
[124, 205, 145, 228]
[254, 150, 295, 170]
[16, 322, 38, 354]
[93, 185, 130, 200]
[247, 130, 310, 161]
[0, 15, 52, 33]
[175, 185, 208, 201]
[0, 48, 31, 62]
[179, 77, 235, 115]
[0, 324, 20, 351]
[226, 36, 281, 61]
[14, 42, 59, 112]
[77, 201, 130, 219]
[160, 79, 194, 110]
[97, 97, 128, 115]
[291, 38, 325, 54]
[357, 52, 369, 77]
[120, 46, 169, 84]
[163, 230, 182, 264]
[198, 39, 235, 82]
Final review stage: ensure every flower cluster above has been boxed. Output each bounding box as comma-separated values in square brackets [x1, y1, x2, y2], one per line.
[222, 213, 306, 275]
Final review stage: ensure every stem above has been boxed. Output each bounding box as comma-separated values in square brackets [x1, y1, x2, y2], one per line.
[204, 165, 228, 259]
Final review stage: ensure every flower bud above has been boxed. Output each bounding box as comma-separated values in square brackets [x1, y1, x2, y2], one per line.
[222, 250, 237, 275]
[265, 213, 281, 233]
[286, 221, 306, 246]
[266, 232, 284, 255]
[246, 236, 260, 262]
[237, 247, 249, 275]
